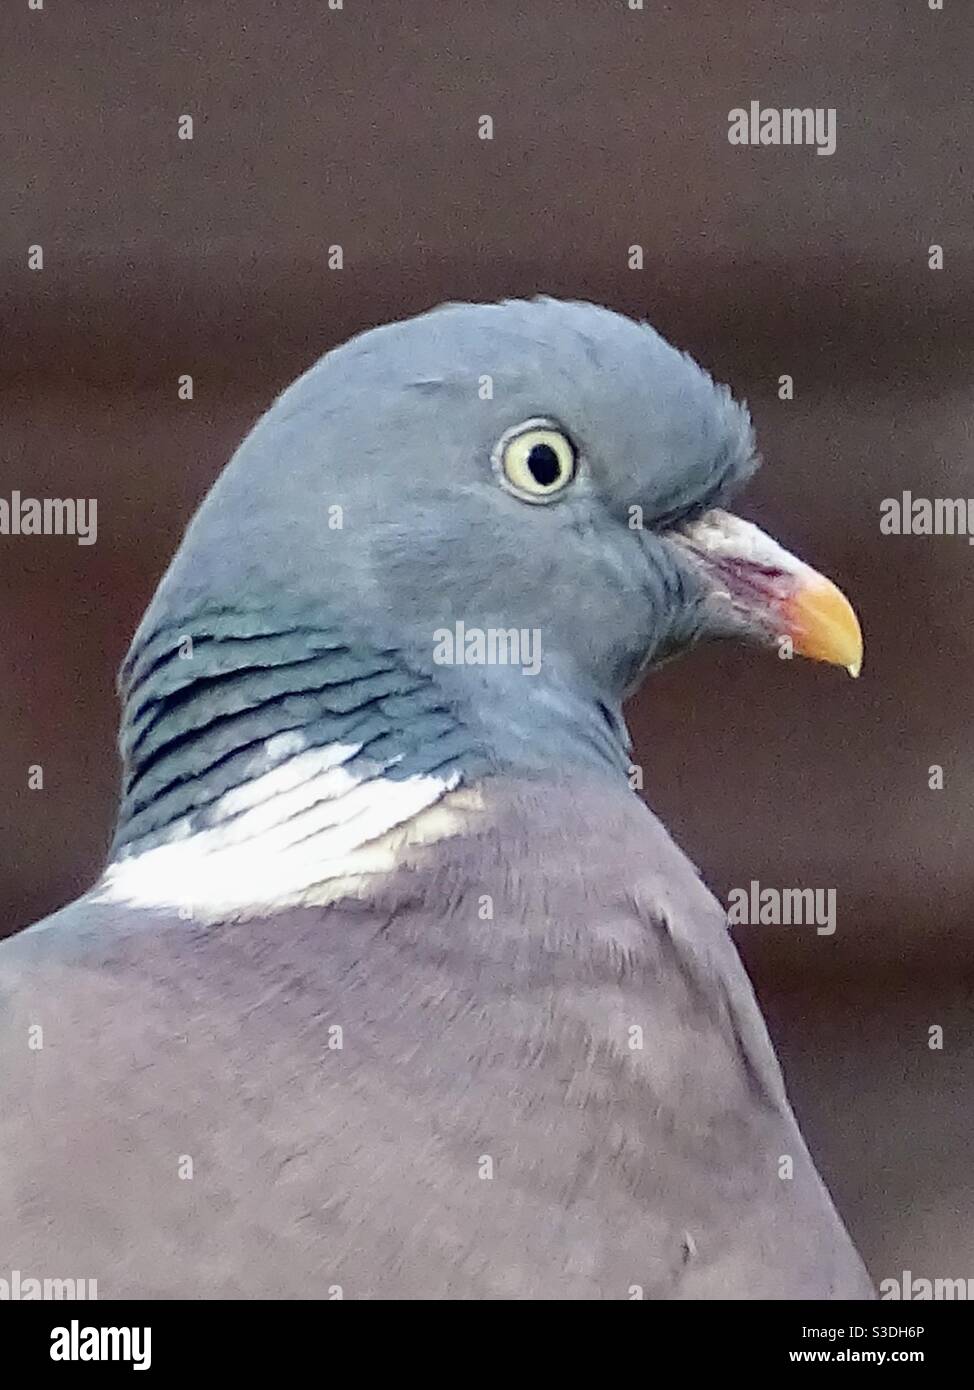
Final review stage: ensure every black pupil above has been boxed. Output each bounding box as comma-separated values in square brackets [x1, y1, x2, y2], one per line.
[527, 442, 561, 487]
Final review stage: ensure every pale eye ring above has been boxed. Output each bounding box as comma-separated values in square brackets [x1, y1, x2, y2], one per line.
[491, 419, 577, 503]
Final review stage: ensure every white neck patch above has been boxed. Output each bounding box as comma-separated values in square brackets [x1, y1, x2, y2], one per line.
[96, 736, 481, 921]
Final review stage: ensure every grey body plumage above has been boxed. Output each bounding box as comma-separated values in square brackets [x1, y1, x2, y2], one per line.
[0, 299, 871, 1297]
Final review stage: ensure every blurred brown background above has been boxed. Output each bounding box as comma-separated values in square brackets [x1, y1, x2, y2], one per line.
[3, 0, 973, 1289]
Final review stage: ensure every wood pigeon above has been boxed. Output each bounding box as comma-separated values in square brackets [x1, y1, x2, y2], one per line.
[0, 299, 871, 1298]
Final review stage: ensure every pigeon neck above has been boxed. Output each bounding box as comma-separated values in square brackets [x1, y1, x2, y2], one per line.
[98, 608, 632, 920]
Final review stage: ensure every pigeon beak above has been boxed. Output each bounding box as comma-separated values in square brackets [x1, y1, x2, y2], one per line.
[673, 509, 864, 677]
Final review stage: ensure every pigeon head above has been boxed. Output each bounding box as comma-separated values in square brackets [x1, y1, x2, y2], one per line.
[140, 298, 860, 692]
[107, 300, 862, 908]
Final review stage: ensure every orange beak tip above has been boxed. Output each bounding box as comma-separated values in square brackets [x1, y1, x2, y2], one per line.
[785, 573, 864, 679]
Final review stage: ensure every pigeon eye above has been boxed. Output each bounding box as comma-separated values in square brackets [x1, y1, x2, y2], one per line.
[492, 420, 577, 503]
